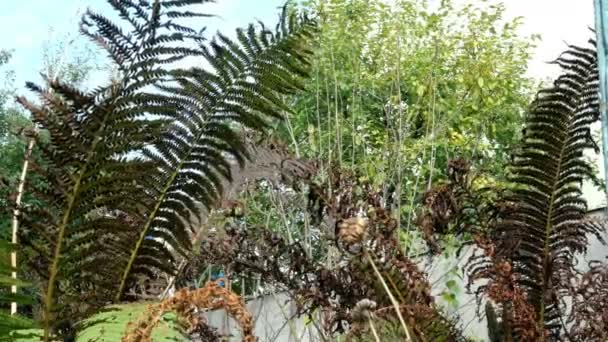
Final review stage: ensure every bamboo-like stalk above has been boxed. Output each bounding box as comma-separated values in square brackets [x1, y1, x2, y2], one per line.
[330, 47, 342, 166]
[365, 250, 412, 342]
[368, 317, 381, 342]
[10, 134, 36, 315]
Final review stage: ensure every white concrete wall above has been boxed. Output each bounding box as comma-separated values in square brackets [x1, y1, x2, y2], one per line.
[204, 292, 319, 342]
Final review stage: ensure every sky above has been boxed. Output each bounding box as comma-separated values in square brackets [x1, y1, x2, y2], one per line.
[502, 0, 595, 80]
[0, 0, 596, 87]
[0, 0, 287, 90]
[494, 0, 606, 209]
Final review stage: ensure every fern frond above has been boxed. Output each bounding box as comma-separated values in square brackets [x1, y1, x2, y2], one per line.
[469, 40, 604, 338]
[12, 1, 315, 338]
[15, 1, 209, 339]
[0, 240, 36, 339]
[76, 303, 187, 342]
[568, 259, 608, 340]
[114, 7, 316, 300]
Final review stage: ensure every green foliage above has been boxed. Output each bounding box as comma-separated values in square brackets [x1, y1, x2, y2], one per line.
[3, 329, 43, 342]
[0, 50, 40, 339]
[3, 304, 186, 342]
[41, 29, 104, 89]
[0, 109, 31, 237]
[0, 240, 36, 340]
[279, 0, 538, 237]
[0, 50, 26, 237]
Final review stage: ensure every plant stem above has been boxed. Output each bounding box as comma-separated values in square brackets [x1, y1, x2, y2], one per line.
[365, 250, 412, 341]
[368, 317, 381, 342]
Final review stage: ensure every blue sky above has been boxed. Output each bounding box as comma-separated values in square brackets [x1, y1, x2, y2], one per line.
[0, 0, 286, 92]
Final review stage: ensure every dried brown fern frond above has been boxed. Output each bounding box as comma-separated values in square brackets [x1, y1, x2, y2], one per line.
[467, 235, 547, 340]
[465, 40, 605, 340]
[568, 259, 608, 340]
[123, 280, 255, 342]
[416, 157, 504, 255]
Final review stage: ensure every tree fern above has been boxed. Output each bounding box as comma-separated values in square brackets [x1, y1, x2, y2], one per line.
[13, 1, 315, 340]
[469, 40, 604, 338]
[15, 1, 209, 339]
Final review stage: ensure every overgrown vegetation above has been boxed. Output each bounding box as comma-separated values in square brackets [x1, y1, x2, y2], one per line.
[1, 0, 606, 341]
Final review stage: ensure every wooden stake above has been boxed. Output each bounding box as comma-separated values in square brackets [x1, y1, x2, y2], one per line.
[10, 135, 36, 315]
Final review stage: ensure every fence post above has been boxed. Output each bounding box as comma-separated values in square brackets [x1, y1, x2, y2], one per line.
[594, 0, 608, 200]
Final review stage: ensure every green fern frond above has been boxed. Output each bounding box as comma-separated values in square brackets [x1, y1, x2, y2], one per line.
[3, 304, 188, 342]
[76, 303, 187, 342]
[2, 329, 43, 342]
[0, 240, 36, 340]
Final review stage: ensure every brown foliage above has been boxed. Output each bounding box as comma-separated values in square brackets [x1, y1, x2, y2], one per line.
[469, 236, 547, 340]
[416, 158, 502, 255]
[568, 260, 608, 340]
[189, 168, 465, 340]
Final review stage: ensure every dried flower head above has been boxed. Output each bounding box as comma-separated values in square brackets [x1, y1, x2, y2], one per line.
[351, 299, 377, 322]
[337, 217, 369, 244]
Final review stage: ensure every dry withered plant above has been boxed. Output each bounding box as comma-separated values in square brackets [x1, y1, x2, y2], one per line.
[567, 259, 608, 340]
[123, 279, 255, 342]
[186, 167, 467, 341]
